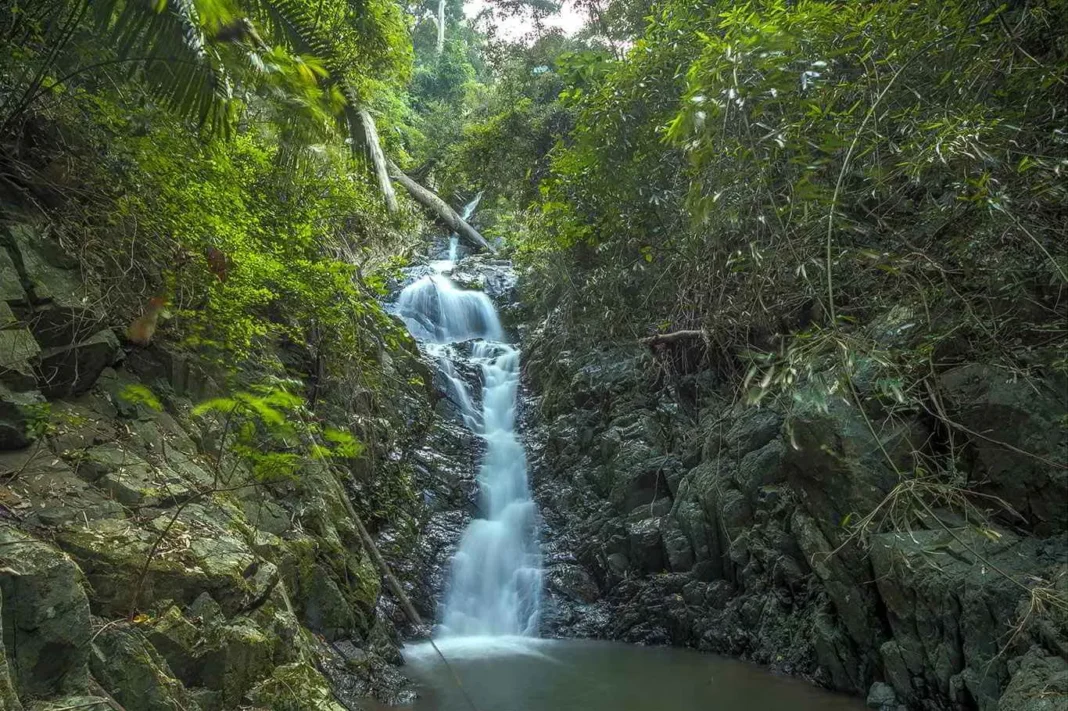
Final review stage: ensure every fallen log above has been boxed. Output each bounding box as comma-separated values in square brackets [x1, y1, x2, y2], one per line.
[388, 160, 496, 254]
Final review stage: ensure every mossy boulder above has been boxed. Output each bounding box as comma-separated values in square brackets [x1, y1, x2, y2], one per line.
[0, 328, 39, 392]
[940, 363, 1068, 535]
[277, 534, 379, 641]
[0, 385, 46, 451]
[998, 647, 1068, 711]
[0, 247, 25, 306]
[146, 601, 298, 710]
[3, 223, 103, 348]
[56, 504, 277, 617]
[90, 622, 202, 711]
[25, 697, 109, 711]
[247, 663, 347, 711]
[73, 442, 194, 507]
[0, 589, 24, 711]
[2, 448, 123, 527]
[0, 527, 91, 699]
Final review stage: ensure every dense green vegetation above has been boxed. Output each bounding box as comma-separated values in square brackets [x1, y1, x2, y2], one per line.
[1, 1, 1066, 706]
[3, 0, 1066, 537]
[439, 0, 1068, 501]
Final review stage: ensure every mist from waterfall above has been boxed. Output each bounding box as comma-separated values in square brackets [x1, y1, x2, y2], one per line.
[395, 197, 541, 638]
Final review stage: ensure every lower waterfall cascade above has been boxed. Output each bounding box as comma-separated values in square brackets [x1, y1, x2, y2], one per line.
[394, 226, 542, 638]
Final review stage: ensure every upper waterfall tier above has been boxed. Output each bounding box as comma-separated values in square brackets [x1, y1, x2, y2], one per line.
[396, 275, 504, 344]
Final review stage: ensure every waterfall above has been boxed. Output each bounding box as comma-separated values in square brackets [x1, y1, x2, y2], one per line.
[396, 275, 504, 343]
[431, 193, 481, 273]
[394, 199, 541, 638]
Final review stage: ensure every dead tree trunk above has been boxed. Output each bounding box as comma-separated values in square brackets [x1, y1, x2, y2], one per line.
[436, 0, 445, 55]
[358, 108, 398, 215]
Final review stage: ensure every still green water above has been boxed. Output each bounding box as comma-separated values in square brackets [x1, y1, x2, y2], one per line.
[383, 637, 866, 711]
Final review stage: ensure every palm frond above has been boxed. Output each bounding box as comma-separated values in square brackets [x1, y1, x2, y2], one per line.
[243, 0, 398, 211]
[99, 0, 234, 134]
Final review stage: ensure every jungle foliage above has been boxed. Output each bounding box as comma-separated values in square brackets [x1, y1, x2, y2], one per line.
[447, 0, 1067, 421]
[0, 0, 421, 384]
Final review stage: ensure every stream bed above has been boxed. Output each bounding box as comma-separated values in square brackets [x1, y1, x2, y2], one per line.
[377, 637, 866, 711]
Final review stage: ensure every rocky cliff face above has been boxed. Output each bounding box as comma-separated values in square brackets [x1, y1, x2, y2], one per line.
[0, 221, 448, 711]
[521, 314, 1067, 711]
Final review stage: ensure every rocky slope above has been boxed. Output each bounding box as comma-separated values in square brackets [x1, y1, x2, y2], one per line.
[0, 220, 451, 711]
[521, 312, 1067, 711]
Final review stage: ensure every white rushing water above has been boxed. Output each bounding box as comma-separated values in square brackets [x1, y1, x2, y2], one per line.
[395, 202, 541, 638]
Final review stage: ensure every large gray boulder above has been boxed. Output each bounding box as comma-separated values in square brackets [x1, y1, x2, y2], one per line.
[0, 321, 39, 392]
[998, 647, 1068, 711]
[3, 224, 104, 348]
[870, 527, 1067, 710]
[89, 623, 203, 711]
[0, 527, 92, 699]
[36, 329, 120, 398]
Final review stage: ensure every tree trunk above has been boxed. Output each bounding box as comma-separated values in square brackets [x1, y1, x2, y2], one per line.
[436, 0, 445, 55]
[358, 108, 398, 214]
[388, 160, 496, 254]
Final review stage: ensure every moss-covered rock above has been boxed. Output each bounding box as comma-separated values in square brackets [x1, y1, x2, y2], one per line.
[0, 589, 24, 711]
[0, 385, 46, 451]
[2, 448, 123, 527]
[998, 647, 1068, 711]
[246, 663, 347, 711]
[89, 622, 202, 711]
[0, 527, 91, 699]
[146, 602, 294, 710]
[25, 697, 109, 711]
[56, 503, 276, 617]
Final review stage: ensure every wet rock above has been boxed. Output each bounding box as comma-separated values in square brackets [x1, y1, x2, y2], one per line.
[661, 516, 694, 572]
[89, 622, 202, 711]
[727, 408, 783, 455]
[317, 639, 416, 708]
[547, 563, 600, 603]
[865, 681, 904, 710]
[626, 517, 665, 573]
[0, 526, 91, 699]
